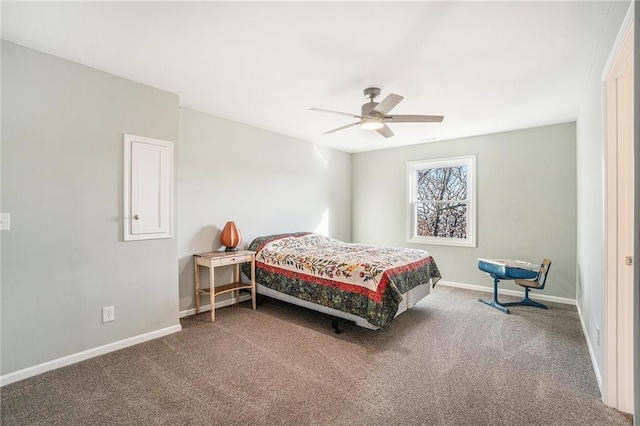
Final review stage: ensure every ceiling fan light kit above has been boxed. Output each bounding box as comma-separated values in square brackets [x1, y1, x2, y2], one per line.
[360, 117, 384, 130]
[310, 87, 444, 139]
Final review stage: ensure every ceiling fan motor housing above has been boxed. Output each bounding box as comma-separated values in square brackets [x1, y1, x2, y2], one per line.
[361, 102, 378, 116]
[362, 87, 382, 116]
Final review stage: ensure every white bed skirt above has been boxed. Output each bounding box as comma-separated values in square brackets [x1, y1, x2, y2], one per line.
[256, 281, 433, 330]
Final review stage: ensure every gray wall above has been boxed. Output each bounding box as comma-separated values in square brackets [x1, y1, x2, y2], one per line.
[352, 123, 577, 299]
[0, 42, 353, 377]
[177, 108, 351, 312]
[1, 42, 181, 375]
[575, 0, 630, 383]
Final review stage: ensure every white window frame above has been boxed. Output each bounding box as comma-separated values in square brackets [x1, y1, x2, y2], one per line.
[406, 155, 476, 247]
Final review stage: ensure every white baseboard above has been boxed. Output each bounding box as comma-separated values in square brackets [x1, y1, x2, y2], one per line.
[577, 304, 603, 394]
[0, 324, 182, 387]
[436, 280, 577, 305]
[180, 293, 251, 318]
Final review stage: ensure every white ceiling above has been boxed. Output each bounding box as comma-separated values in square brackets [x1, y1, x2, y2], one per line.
[2, 1, 616, 153]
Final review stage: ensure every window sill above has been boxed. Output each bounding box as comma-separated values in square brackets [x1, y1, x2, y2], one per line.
[407, 236, 476, 248]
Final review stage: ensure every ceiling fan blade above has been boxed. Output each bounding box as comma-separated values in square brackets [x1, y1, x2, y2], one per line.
[309, 108, 362, 119]
[372, 93, 404, 115]
[376, 124, 395, 138]
[323, 122, 360, 134]
[384, 115, 444, 123]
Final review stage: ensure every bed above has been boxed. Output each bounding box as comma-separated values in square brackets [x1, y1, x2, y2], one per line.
[243, 232, 441, 330]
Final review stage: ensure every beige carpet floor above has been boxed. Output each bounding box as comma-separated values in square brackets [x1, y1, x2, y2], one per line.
[0, 286, 632, 425]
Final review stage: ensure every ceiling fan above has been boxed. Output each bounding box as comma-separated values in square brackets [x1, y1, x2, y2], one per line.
[309, 87, 444, 138]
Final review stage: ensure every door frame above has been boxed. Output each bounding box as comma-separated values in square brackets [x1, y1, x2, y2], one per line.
[602, 2, 634, 414]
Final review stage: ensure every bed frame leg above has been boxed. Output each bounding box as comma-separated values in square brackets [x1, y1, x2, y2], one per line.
[331, 319, 343, 334]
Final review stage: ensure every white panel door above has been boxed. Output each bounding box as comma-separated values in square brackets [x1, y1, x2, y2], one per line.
[124, 134, 173, 241]
[614, 49, 634, 416]
[603, 13, 634, 415]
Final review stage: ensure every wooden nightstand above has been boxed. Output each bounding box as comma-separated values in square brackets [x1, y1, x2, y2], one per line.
[193, 250, 256, 321]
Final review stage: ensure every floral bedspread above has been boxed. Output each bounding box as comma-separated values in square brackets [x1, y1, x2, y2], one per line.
[244, 232, 441, 330]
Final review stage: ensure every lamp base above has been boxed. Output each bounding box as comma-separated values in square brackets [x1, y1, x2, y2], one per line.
[224, 247, 239, 252]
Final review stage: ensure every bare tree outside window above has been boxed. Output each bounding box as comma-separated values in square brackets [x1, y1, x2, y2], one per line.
[416, 166, 467, 238]
[407, 156, 476, 247]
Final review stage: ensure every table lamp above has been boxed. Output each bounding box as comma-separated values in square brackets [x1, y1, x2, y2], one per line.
[220, 221, 242, 252]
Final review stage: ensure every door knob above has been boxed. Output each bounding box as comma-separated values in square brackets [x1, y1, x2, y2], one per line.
[133, 214, 140, 220]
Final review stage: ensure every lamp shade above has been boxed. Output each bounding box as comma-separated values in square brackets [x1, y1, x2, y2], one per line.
[220, 221, 242, 252]
[360, 117, 384, 130]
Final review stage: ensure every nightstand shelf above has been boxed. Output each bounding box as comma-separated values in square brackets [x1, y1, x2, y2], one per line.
[194, 250, 256, 322]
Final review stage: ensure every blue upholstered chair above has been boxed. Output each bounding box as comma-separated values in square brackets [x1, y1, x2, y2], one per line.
[502, 259, 552, 309]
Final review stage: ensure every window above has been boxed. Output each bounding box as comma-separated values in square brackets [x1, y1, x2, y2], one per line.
[407, 155, 476, 247]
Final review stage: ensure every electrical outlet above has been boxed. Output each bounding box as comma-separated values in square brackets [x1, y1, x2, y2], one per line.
[102, 306, 115, 323]
[596, 326, 600, 346]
